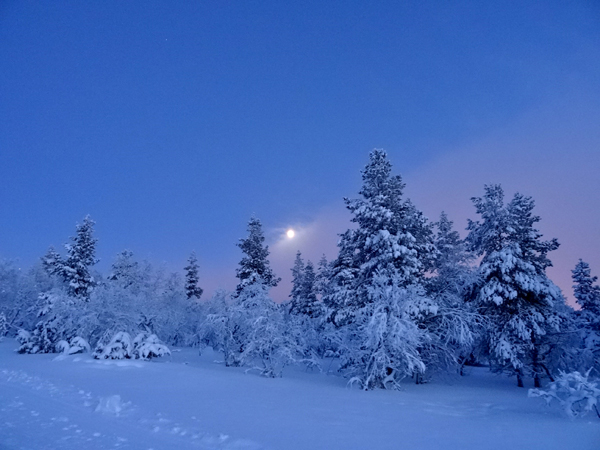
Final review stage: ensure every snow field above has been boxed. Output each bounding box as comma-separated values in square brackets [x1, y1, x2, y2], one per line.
[1, 339, 598, 450]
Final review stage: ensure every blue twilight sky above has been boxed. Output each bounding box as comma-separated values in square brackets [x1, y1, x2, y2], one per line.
[1, 1, 599, 303]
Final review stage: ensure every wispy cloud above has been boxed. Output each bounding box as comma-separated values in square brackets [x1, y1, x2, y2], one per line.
[268, 204, 352, 302]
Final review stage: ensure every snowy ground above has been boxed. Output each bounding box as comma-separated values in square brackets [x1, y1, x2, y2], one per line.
[0, 339, 598, 450]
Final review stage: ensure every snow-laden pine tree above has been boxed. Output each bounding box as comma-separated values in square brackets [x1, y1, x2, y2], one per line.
[467, 185, 565, 387]
[107, 250, 139, 289]
[423, 212, 481, 374]
[322, 231, 359, 326]
[19, 216, 99, 353]
[296, 261, 322, 318]
[289, 251, 305, 311]
[573, 260, 600, 319]
[184, 252, 203, 300]
[572, 260, 600, 374]
[286, 253, 326, 361]
[315, 254, 333, 298]
[63, 215, 98, 299]
[16, 288, 94, 354]
[324, 149, 439, 388]
[235, 217, 280, 295]
[42, 215, 98, 300]
[288, 252, 322, 318]
[324, 149, 436, 325]
[430, 212, 476, 298]
[201, 222, 301, 375]
[41, 247, 64, 279]
[344, 271, 432, 389]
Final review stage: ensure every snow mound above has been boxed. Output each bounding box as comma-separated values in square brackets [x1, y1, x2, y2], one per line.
[56, 336, 90, 355]
[93, 331, 170, 360]
[93, 331, 132, 360]
[132, 332, 171, 360]
[95, 395, 130, 416]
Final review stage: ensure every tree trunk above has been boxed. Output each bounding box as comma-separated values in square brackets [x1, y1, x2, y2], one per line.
[516, 369, 524, 388]
[415, 372, 422, 385]
[541, 364, 555, 383]
[532, 337, 541, 388]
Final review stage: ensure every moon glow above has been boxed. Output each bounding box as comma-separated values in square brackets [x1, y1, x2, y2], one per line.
[286, 229, 295, 239]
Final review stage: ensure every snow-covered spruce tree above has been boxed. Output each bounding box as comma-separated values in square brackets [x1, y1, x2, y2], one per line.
[199, 218, 275, 366]
[345, 271, 432, 389]
[573, 260, 600, 322]
[296, 261, 322, 318]
[315, 254, 333, 298]
[16, 289, 88, 354]
[42, 215, 99, 300]
[19, 218, 99, 353]
[288, 252, 322, 318]
[288, 251, 305, 312]
[324, 149, 439, 388]
[107, 250, 139, 289]
[41, 247, 64, 279]
[572, 260, 600, 375]
[204, 217, 301, 376]
[466, 185, 565, 387]
[285, 253, 326, 361]
[235, 217, 280, 295]
[430, 212, 476, 297]
[184, 252, 203, 300]
[325, 150, 435, 324]
[424, 212, 481, 374]
[322, 230, 360, 327]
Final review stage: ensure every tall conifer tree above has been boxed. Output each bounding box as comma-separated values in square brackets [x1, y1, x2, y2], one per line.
[467, 185, 563, 387]
[235, 217, 280, 295]
[325, 149, 438, 389]
[42, 215, 98, 300]
[184, 252, 203, 300]
[572, 260, 600, 373]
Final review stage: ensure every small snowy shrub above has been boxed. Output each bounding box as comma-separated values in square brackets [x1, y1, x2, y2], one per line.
[529, 370, 600, 418]
[16, 329, 35, 353]
[95, 395, 130, 416]
[56, 340, 70, 353]
[93, 331, 132, 360]
[93, 331, 169, 360]
[56, 336, 91, 354]
[68, 336, 91, 354]
[131, 332, 170, 360]
[16, 292, 65, 354]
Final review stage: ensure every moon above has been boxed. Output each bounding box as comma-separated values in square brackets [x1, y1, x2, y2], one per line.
[286, 229, 295, 239]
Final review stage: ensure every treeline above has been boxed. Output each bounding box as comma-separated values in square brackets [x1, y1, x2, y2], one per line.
[1, 150, 598, 390]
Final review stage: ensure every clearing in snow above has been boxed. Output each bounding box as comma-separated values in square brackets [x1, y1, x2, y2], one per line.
[0, 339, 598, 450]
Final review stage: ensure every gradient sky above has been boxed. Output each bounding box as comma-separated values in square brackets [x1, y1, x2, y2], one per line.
[1, 1, 598, 304]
